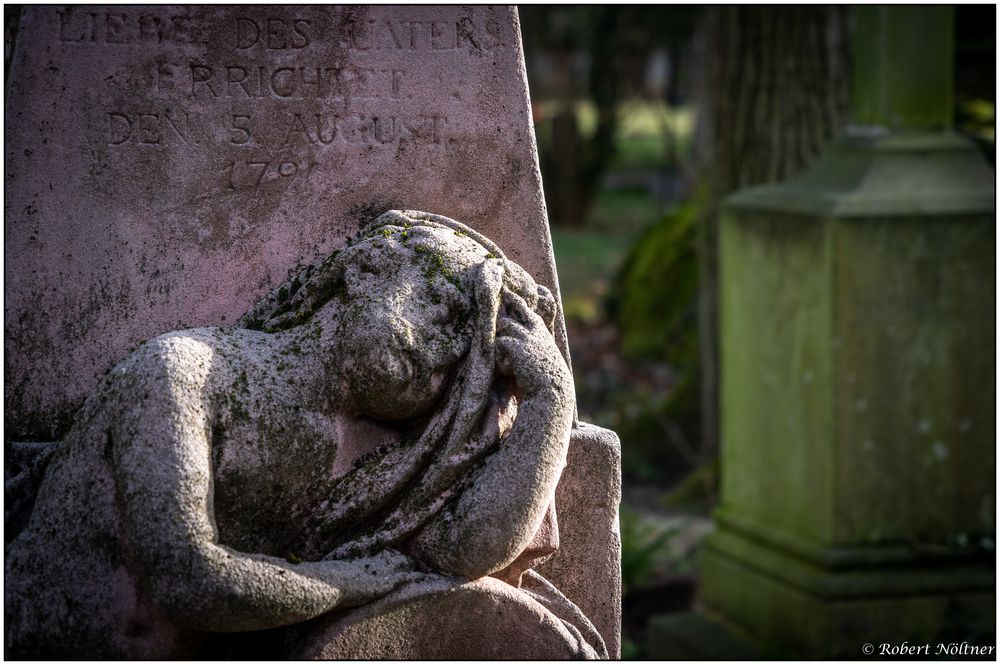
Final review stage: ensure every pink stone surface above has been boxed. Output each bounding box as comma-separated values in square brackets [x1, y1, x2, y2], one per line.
[6, 7, 624, 658]
[6, 5, 566, 438]
[5, 214, 585, 658]
[537, 422, 624, 657]
[290, 575, 604, 659]
[494, 497, 560, 587]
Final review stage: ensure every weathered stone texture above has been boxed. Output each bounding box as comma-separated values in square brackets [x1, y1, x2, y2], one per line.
[537, 422, 623, 658]
[5, 212, 605, 659]
[702, 119, 995, 658]
[289, 574, 606, 659]
[6, 6, 565, 439]
[6, 6, 624, 658]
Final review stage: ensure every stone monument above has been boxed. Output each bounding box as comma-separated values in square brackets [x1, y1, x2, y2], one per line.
[649, 6, 994, 658]
[5, 6, 621, 659]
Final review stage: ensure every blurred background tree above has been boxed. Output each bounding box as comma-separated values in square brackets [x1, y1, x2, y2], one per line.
[691, 5, 850, 473]
[521, 6, 699, 228]
[955, 4, 996, 162]
[519, 5, 994, 659]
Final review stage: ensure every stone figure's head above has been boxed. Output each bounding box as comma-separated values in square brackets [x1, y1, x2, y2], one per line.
[239, 210, 557, 421]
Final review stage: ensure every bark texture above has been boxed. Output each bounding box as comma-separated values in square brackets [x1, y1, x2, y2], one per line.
[696, 7, 851, 456]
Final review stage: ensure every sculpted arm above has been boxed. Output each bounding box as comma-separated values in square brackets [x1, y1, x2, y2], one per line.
[111, 349, 417, 633]
[410, 291, 574, 579]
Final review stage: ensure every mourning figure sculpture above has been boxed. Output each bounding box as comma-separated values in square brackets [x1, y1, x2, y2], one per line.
[5, 210, 606, 659]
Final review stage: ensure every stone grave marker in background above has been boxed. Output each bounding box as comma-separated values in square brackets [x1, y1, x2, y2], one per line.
[5, 6, 620, 657]
[648, 6, 994, 658]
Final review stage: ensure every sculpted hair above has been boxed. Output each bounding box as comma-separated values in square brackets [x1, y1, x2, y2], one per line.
[236, 210, 510, 333]
[236, 249, 346, 332]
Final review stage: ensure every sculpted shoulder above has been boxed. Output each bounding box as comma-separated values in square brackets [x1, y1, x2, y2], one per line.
[110, 328, 248, 398]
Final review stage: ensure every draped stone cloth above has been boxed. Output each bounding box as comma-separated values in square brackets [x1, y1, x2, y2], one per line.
[236, 212, 543, 559]
[239, 211, 607, 657]
[5, 210, 607, 659]
[288, 571, 607, 659]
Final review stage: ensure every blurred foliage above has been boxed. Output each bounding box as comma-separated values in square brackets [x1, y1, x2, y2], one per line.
[540, 99, 695, 171]
[532, 6, 623, 228]
[615, 374, 702, 483]
[954, 5, 995, 165]
[611, 100, 695, 172]
[956, 98, 995, 163]
[621, 635, 640, 660]
[551, 227, 635, 324]
[520, 6, 700, 57]
[958, 99, 995, 141]
[586, 185, 667, 234]
[661, 456, 719, 513]
[612, 193, 702, 366]
[520, 6, 700, 227]
[620, 505, 681, 594]
[606, 193, 708, 485]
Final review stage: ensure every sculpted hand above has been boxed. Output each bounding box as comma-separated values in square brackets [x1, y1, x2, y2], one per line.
[407, 287, 575, 579]
[496, 288, 572, 397]
[315, 549, 428, 606]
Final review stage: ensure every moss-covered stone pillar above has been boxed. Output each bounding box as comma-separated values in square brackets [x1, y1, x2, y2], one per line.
[694, 6, 995, 657]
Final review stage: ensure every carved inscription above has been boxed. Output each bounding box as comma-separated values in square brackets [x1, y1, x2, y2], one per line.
[277, 113, 447, 147]
[337, 17, 505, 51]
[73, 10, 504, 193]
[225, 158, 317, 190]
[234, 17, 311, 49]
[107, 110, 192, 146]
[105, 111, 448, 148]
[163, 63, 405, 100]
[57, 9, 210, 45]
[56, 10, 505, 52]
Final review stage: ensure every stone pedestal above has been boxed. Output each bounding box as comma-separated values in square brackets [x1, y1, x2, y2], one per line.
[652, 7, 995, 658]
[700, 129, 995, 658]
[538, 422, 623, 658]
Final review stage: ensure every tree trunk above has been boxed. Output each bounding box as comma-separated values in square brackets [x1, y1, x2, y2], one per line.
[538, 7, 622, 228]
[696, 7, 851, 458]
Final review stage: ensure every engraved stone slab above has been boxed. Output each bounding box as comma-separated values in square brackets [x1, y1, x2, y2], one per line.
[6, 6, 563, 438]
